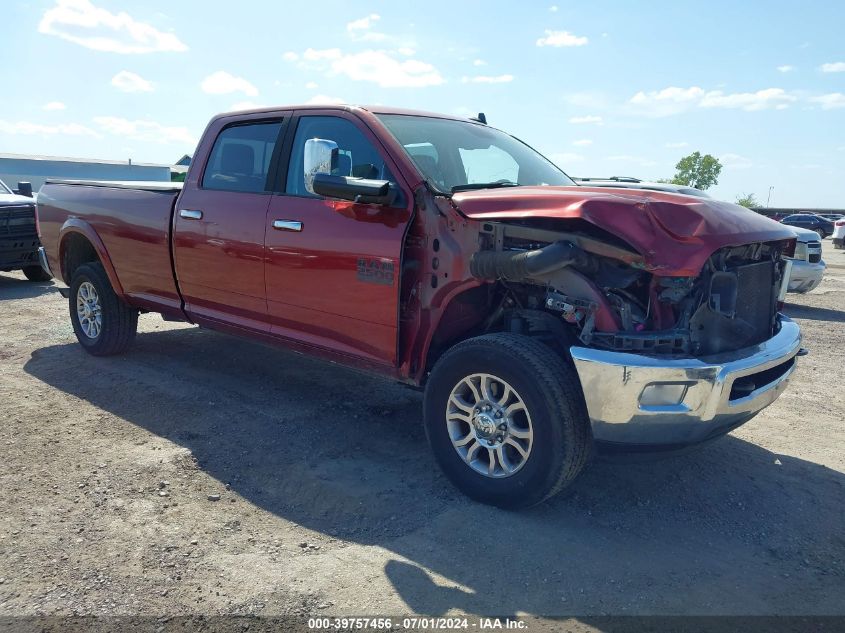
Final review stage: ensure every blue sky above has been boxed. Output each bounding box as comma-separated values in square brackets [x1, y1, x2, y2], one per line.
[2, 0, 844, 207]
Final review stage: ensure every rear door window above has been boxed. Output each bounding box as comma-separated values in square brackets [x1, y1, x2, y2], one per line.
[202, 121, 283, 193]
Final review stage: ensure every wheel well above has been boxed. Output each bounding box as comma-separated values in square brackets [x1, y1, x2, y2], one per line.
[423, 285, 580, 380]
[61, 233, 99, 284]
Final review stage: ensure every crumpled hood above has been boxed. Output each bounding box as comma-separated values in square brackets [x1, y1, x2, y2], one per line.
[452, 185, 796, 276]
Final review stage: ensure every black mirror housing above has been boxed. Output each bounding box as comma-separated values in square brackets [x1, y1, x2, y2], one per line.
[312, 173, 394, 205]
[16, 181, 33, 197]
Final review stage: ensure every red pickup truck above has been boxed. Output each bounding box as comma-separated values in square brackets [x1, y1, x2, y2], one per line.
[37, 105, 802, 508]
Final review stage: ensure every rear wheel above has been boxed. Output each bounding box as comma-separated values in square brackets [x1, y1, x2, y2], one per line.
[815, 228, 825, 238]
[22, 265, 51, 282]
[423, 333, 592, 508]
[69, 262, 138, 356]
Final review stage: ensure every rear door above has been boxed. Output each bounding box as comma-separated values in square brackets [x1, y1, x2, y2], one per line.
[263, 111, 412, 366]
[173, 118, 285, 331]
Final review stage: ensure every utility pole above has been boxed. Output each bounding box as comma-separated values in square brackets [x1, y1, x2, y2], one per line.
[767, 186, 774, 208]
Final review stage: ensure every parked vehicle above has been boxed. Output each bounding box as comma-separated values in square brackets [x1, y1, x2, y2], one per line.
[0, 178, 51, 281]
[832, 219, 845, 249]
[36, 105, 803, 508]
[780, 214, 835, 238]
[785, 226, 825, 293]
[574, 176, 710, 198]
[817, 213, 844, 222]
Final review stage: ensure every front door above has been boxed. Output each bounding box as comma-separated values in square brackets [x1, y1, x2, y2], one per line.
[173, 119, 284, 331]
[264, 112, 412, 366]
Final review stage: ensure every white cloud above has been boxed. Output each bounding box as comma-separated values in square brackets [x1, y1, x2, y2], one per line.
[810, 93, 845, 109]
[42, 101, 67, 111]
[111, 70, 153, 93]
[282, 51, 299, 62]
[291, 46, 443, 88]
[536, 30, 588, 47]
[398, 47, 415, 56]
[665, 141, 689, 148]
[629, 86, 796, 115]
[201, 71, 258, 97]
[0, 119, 98, 137]
[305, 95, 346, 105]
[330, 50, 444, 88]
[38, 0, 187, 54]
[629, 86, 705, 116]
[572, 139, 593, 146]
[568, 115, 602, 124]
[719, 153, 753, 169]
[462, 74, 514, 84]
[93, 116, 195, 145]
[776, 65, 794, 73]
[820, 62, 845, 73]
[549, 5, 559, 11]
[347, 13, 380, 32]
[473, 59, 487, 66]
[305, 81, 319, 89]
[699, 88, 796, 111]
[346, 14, 387, 41]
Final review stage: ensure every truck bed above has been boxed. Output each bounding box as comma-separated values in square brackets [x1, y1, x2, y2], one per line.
[38, 179, 184, 314]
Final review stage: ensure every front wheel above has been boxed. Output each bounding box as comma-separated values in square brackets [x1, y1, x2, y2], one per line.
[69, 262, 138, 356]
[423, 333, 592, 508]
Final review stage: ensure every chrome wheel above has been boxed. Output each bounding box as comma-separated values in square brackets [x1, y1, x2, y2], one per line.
[76, 281, 102, 339]
[445, 373, 533, 478]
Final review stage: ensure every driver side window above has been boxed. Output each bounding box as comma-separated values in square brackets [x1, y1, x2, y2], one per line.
[286, 116, 394, 197]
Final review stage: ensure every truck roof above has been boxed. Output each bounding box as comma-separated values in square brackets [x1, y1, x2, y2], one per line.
[217, 104, 472, 123]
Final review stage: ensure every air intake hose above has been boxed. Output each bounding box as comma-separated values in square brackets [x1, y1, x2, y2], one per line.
[470, 241, 587, 281]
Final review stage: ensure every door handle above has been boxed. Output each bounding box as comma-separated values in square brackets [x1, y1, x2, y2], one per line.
[273, 220, 303, 232]
[179, 209, 203, 220]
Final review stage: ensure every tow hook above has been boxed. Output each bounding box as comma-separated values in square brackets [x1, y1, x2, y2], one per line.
[797, 348, 809, 357]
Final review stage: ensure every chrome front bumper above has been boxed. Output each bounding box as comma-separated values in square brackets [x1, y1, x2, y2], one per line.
[570, 316, 802, 447]
[37, 246, 55, 279]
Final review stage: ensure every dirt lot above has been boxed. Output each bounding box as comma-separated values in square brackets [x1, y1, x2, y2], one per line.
[1, 246, 844, 627]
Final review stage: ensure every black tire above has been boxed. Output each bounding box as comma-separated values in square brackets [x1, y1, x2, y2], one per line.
[69, 262, 138, 356]
[22, 265, 51, 282]
[423, 333, 592, 509]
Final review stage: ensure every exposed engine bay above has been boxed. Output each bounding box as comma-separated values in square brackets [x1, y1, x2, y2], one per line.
[471, 220, 793, 356]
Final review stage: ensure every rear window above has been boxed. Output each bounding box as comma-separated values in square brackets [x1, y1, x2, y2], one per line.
[202, 121, 283, 193]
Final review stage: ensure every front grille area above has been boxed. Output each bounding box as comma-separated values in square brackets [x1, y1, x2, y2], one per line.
[0, 205, 37, 237]
[734, 261, 776, 344]
[690, 253, 781, 355]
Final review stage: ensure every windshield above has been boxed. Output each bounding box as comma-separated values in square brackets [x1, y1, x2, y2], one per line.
[376, 114, 574, 193]
[0, 179, 11, 194]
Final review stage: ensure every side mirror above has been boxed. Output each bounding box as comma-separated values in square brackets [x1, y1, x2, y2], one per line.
[312, 173, 395, 205]
[303, 138, 338, 195]
[16, 181, 33, 197]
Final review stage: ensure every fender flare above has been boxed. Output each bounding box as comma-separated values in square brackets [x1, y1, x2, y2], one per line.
[58, 218, 126, 298]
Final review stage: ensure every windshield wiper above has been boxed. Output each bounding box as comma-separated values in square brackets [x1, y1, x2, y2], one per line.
[450, 180, 521, 193]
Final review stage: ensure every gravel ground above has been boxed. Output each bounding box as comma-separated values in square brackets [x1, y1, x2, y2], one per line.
[0, 245, 843, 627]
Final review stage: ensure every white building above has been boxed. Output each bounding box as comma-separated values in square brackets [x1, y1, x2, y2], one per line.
[0, 153, 173, 193]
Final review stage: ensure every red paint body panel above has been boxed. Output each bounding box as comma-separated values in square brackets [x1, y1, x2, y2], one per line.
[37, 182, 183, 316]
[453, 186, 796, 276]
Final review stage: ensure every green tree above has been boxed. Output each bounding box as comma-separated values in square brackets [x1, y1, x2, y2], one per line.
[670, 151, 722, 190]
[735, 192, 758, 208]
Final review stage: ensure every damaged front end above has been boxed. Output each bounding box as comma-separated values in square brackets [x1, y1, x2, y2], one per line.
[471, 220, 793, 357]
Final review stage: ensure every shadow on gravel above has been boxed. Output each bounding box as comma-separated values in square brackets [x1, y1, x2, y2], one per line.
[24, 328, 845, 617]
[0, 274, 55, 301]
[783, 303, 845, 323]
